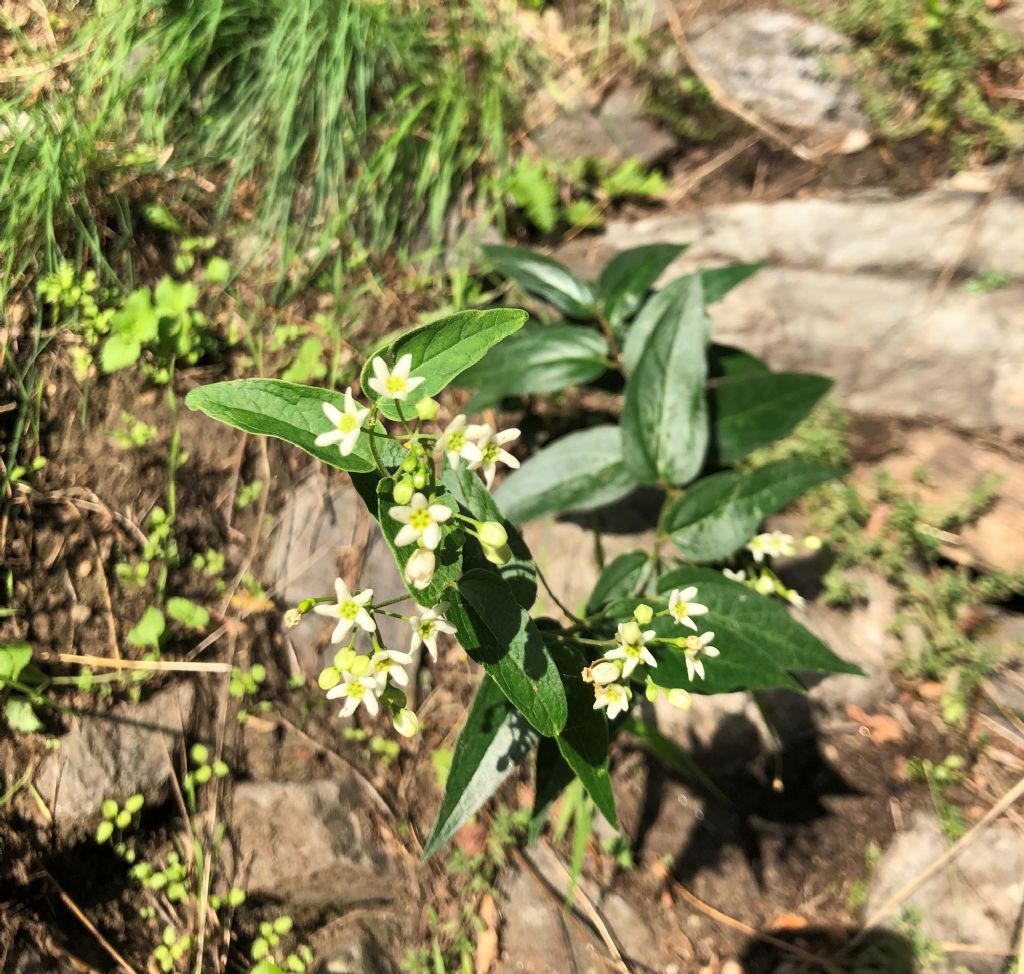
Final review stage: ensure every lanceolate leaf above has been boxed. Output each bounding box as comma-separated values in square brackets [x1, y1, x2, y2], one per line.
[455, 323, 609, 410]
[361, 308, 528, 420]
[622, 264, 762, 373]
[598, 244, 686, 327]
[662, 460, 842, 562]
[622, 274, 709, 486]
[185, 379, 399, 475]
[449, 570, 568, 737]
[585, 550, 650, 615]
[483, 245, 596, 319]
[423, 677, 536, 859]
[550, 644, 617, 827]
[642, 567, 862, 693]
[710, 372, 833, 464]
[376, 481, 462, 605]
[493, 425, 638, 524]
[707, 343, 769, 379]
[442, 465, 537, 610]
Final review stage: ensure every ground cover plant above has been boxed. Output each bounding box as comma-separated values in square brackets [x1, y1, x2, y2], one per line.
[186, 246, 861, 852]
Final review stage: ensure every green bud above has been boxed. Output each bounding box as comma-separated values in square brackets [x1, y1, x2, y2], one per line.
[318, 666, 341, 690]
[393, 477, 415, 505]
[297, 598, 317, 614]
[273, 915, 294, 935]
[401, 454, 418, 473]
[477, 521, 508, 549]
[194, 764, 213, 784]
[415, 397, 440, 421]
[482, 543, 513, 566]
[633, 603, 654, 626]
[96, 820, 114, 844]
[411, 469, 428, 490]
[124, 793, 144, 815]
[101, 798, 119, 820]
[115, 809, 131, 829]
[190, 742, 209, 765]
[251, 938, 269, 961]
[250, 663, 266, 683]
[349, 654, 370, 677]
[644, 681, 661, 702]
[802, 535, 823, 551]
[227, 888, 246, 907]
[212, 760, 230, 778]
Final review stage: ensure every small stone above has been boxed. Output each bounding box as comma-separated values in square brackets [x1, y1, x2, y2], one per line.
[70, 603, 92, 624]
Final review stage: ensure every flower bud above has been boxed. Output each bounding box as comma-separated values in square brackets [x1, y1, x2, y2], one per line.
[393, 708, 421, 738]
[283, 608, 302, 629]
[620, 620, 643, 646]
[412, 469, 428, 490]
[481, 543, 512, 566]
[393, 477, 415, 505]
[755, 573, 776, 595]
[633, 603, 654, 626]
[477, 520, 508, 549]
[334, 646, 356, 671]
[589, 660, 622, 685]
[318, 666, 341, 690]
[414, 397, 439, 421]
[802, 535, 823, 551]
[645, 682, 661, 702]
[401, 454, 418, 473]
[405, 547, 436, 590]
[349, 654, 371, 677]
[666, 688, 692, 711]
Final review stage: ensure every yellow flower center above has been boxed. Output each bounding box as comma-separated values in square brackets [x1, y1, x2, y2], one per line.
[340, 599, 359, 621]
[417, 619, 436, 639]
[337, 413, 359, 433]
[386, 375, 407, 394]
[348, 681, 365, 698]
[481, 442, 500, 463]
[685, 635, 702, 652]
[446, 431, 465, 452]
[409, 509, 432, 530]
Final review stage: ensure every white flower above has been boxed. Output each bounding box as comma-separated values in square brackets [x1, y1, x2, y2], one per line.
[722, 568, 746, 583]
[605, 620, 657, 678]
[393, 708, 421, 738]
[682, 631, 719, 682]
[667, 586, 709, 631]
[468, 424, 520, 488]
[435, 414, 483, 470]
[313, 578, 375, 644]
[404, 547, 436, 590]
[367, 353, 425, 402]
[408, 603, 457, 660]
[593, 682, 631, 720]
[748, 531, 796, 562]
[371, 648, 413, 689]
[313, 389, 369, 457]
[389, 492, 453, 551]
[582, 659, 622, 686]
[754, 572, 776, 595]
[326, 670, 381, 718]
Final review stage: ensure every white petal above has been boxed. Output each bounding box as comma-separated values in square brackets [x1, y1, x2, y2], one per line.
[393, 353, 413, 379]
[367, 377, 386, 398]
[322, 402, 343, 425]
[436, 620, 457, 636]
[482, 463, 497, 488]
[406, 375, 425, 392]
[498, 449, 520, 469]
[685, 657, 696, 682]
[421, 521, 441, 551]
[495, 428, 520, 445]
[461, 442, 483, 465]
[340, 430, 360, 456]
[342, 388, 356, 412]
[621, 657, 638, 679]
[700, 631, 715, 645]
[331, 618, 354, 644]
[428, 504, 452, 522]
[445, 415, 466, 435]
[388, 650, 413, 664]
[339, 696, 360, 718]
[353, 589, 374, 605]
[688, 603, 709, 616]
[641, 647, 657, 667]
[410, 493, 428, 510]
[313, 603, 341, 618]
[680, 586, 698, 601]
[362, 691, 380, 717]
[325, 684, 347, 700]
[703, 645, 720, 658]
[409, 630, 423, 654]
[355, 608, 376, 632]
[389, 505, 412, 523]
[681, 616, 698, 632]
[394, 524, 420, 547]
[314, 430, 343, 447]
[335, 578, 352, 602]
[423, 635, 438, 660]
[372, 357, 390, 382]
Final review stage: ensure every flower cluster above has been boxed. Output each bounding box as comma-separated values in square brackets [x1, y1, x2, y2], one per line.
[582, 586, 720, 720]
[722, 531, 823, 607]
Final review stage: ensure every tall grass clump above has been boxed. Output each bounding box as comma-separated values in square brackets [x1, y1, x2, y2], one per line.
[1, 0, 531, 301]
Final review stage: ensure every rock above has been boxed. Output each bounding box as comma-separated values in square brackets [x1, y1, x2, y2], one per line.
[315, 930, 393, 974]
[227, 779, 401, 909]
[532, 80, 678, 167]
[557, 191, 1024, 431]
[687, 10, 869, 154]
[266, 473, 415, 694]
[866, 810, 1024, 971]
[852, 427, 1024, 573]
[34, 682, 196, 837]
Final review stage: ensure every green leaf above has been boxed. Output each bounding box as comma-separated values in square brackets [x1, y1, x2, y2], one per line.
[153, 277, 198, 317]
[622, 264, 762, 373]
[362, 308, 529, 420]
[205, 256, 231, 285]
[482, 245, 596, 320]
[506, 156, 558, 233]
[663, 460, 842, 562]
[165, 597, 210, 631]
[441, 465, 536, 610]
[550, 644, 617, 827]
[622, 274, 709, 486]
[376, 481, 462, 605]
[0, 641, 33, 686]
[597, 244, 686, 327]
[185, 379, 400, 475]
[126, 607, 165, 649]
[4, 698, 43, 734]
[602, 159, 666, 200]
[100, 334, 142, 373]
[529, 738, 575, 844]
[448, 570, 567, 737]
[648, 567, 862, 693]
[111, 289, 159, 342]
[423, 676, 535, 859]
[710, 372, 833, 464]
[708, 343, 769, 379]
[455, 323, 609, 410]
[493, 426, 638, 524]
[280, 337, 327, 384]
[585, 551, 649, 615]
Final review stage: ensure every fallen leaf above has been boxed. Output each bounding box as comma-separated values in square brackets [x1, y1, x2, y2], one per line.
[770, 913, 808, 932]
[476, 894, 499, 974]
[845, 703, 904, 744]
[917, 681, 944, 701]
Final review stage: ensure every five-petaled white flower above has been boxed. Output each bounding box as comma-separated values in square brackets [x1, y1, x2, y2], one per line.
[667, 586, 709, 631]
[593, 682, 631, 720]
[367, 353, 425, 402]
[470, 424, 521, 488]
[389, 493, 453, 551]
[748, 531, 796, 563]
[371, 648, 413, 689]
[682, 631, 719, 682]
[605, 620, 657, 679]
[314, 389, 369, 457]
[313, 578, 375, 644]
[404, 547, 436, 591]
[435, 415, 484, 470]
[408, 603, 457, 660]
[327, 670, 381, 718]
